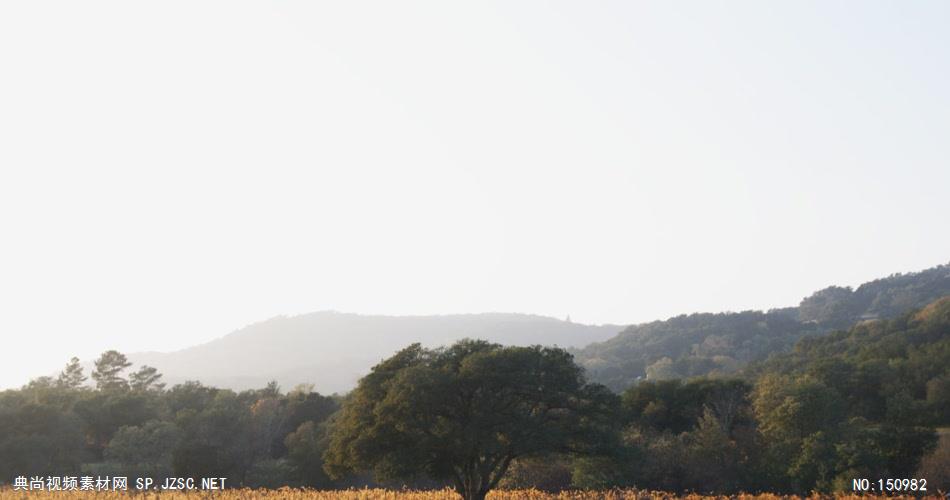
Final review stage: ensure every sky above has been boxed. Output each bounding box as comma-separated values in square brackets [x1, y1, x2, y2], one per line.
[1, 1, 949, 388]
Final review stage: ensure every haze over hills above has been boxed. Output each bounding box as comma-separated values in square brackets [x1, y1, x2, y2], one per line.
[100, 262, 950, 395]
[124, 312, 624, 394]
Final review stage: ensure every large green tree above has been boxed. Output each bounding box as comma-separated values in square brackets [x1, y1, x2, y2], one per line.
[324, 340, 619, 500]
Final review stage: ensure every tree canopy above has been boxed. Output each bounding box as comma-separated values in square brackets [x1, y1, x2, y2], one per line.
[1, 294, 947, 494]
[91, 350, 133, 391]
[574, 263, 950, 391]
[324, 340, 619, 500]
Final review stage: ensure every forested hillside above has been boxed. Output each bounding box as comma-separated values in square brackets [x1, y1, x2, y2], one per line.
[578, 297, 950, 492]
[575, 263, 950, 391]
[750, 296, 950, 427]
[123, 313, 622, 394]
[2, 298, 947, 494]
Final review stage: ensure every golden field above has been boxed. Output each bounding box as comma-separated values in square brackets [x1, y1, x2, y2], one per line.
[0, 489, 945, 500]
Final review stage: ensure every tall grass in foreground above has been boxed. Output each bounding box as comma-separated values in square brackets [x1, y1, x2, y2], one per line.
[0, 489, 944, 500]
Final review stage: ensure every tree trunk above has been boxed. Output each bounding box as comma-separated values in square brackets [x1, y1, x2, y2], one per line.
[457, 472, 489, 500]
[459, 488, 487, 500]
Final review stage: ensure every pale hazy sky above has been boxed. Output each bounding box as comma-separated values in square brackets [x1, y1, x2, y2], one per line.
[1, 1, 949, 388]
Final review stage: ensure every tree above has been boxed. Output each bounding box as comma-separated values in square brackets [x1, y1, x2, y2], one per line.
[130, 365, 165, 392]
[324, 340, 619, 500]
[754, 376, 846, 445]
[498, 455, 574, 491]
[91, 350, 132, 391]
[57, 357, 87, 389]
[172, 390, 254, 483]
[679, 408, 743, 492]
[164, 381, 219, 414]
[74, 391, 158, 458]
[285, 420, 333, 487]
[753, 375, 847, 492]
[104, 420, 180, 477]
[916, 434, 950, 492]
[645, 357, 677, 380]
[621, 378, 752, 435]
[0, 401, 85, 479]
[249, 397, 287, 460]
[925, 374, 950, 424]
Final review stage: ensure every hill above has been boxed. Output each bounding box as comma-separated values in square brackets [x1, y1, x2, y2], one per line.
[749, 295, 950, 429]
[574, 263, 950, 391]
[124, 312, 623, 394]
[615, 296, 950, 492]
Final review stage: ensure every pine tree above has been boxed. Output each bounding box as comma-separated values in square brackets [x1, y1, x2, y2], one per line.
[56, 357, 87, 389]
[91, 350, 132, 391]
[129, 365, 165, 392]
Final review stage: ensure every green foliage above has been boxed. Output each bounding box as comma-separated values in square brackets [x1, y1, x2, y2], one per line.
[1, 291, 946, 496]
[570, 455, 633, 490]
[916, 433, 950, 492]
[57, 357, 87, 389]
[103, 420, 179, 477]
[244, 458, 297, 488]
[129, 365, 165, 392]
[499, 456, 574, 491]
[754, 296, 950, 428]
[164, 380, 220, 414]
[0, 351, 341, 489]
[745, 298, 949, 492]
[285, 420, 333, 487]
[616, 378, 764, 493]
[324, 340, 620, 500]
[680, 408, 745, 492]
[0, 392, 86, 479]
[799, 265, 950, 327]
[622, 378, 752, 434]
[601, 297, 948, 494]
[576, 310, 817, 391]
[172, 390, 255, 481]
[575, 263, 950, 391]
[91, 350, 133, 391]
[73, 391, 158, 458]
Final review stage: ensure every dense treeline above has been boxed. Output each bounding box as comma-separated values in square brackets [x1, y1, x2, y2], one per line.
[1, 298, 948, 497]
[575, 263, 950, 391]
[574, 310, 815, 391]
[0, 355, 340, 489]
[798, 265, 950, 327]
[591, 297, 950, 493]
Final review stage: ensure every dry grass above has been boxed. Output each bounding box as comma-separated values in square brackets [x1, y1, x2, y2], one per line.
[0, 489, 945, 500]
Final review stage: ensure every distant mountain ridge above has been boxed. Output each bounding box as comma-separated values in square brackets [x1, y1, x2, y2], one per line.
[573, 262, 950, 391]
[122, 262, 950, 395]
[798, 264, 950, 327]
[125, 312, 624, 394]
